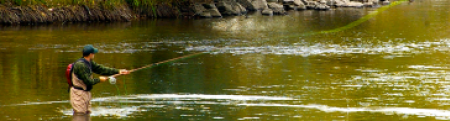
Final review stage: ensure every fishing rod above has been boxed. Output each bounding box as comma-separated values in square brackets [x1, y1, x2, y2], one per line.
[107, 52, 206, 84]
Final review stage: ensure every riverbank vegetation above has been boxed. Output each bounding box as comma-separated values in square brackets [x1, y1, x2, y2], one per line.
[0, 0, 202, 19]
[0, 0, 200, 10]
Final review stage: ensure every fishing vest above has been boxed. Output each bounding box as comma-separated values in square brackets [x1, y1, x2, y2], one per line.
[71, 58, 93, 91]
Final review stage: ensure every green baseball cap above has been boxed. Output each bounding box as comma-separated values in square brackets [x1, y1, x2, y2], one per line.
[83, 45, 98, 55]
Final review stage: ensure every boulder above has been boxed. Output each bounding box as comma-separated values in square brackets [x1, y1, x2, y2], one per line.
[293, 0, 304, 6]
[200, 11, 212, 18]
[364, 2, 374, 7]
[326, 0, 336, 6]
[237, 0, 268, 11]
[334, 0, 346, 6]
[283, 0, 306, 10]
[193, 4, 206, 15]
[305, 1, 318, 9]
[314, 4, 330, 10]
[285, 5, 297, 10]
[237, 3, 248, 14]
[364, 0, 379, 7]
[209, 9, 222, 17]
[261, 9, 273, 16]
[217, 0, 247, 16]
[319, 0, 326, 4]
[314, 0, 330, 10]
[203, 3, 215, 9]
[372, 0, 379, 5]
[193, 3, 222, 17]
[382, 0, 390, 5]
[343, 1, 364, 7]
[267, 3, 286, 15]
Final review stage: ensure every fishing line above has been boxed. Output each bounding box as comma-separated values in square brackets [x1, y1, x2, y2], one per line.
[114, 84, 122, 107]
[108, 0, 408, 103]
[111, 0, 408, 78]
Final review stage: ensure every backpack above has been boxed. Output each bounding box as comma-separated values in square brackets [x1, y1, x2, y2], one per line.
[66, 59, 93, 92]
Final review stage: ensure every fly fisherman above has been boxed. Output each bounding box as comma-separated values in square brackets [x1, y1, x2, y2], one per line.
[70, 45, 129, 115]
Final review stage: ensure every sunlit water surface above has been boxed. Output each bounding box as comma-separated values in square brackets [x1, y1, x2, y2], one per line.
[1, 0, 450, 120]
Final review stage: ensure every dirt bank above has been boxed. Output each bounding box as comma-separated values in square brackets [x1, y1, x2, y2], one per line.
[0, 0, 395, 25]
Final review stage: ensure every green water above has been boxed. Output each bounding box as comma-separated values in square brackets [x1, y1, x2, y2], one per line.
[2, 0, 450, 120]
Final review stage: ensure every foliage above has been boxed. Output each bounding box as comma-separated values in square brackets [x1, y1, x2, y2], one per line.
[0, 0, 192, 9]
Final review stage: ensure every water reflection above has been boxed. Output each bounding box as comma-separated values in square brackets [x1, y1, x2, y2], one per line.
[2, 0, 450, 121]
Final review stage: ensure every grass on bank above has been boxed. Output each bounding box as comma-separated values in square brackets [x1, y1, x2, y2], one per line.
[0, 0, 195, 15]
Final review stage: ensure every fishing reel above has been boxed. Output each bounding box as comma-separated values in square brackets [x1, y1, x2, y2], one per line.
[109, 77, 117, 84]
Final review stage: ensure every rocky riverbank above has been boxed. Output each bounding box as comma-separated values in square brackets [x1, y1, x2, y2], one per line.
[0, 0, 392, 25]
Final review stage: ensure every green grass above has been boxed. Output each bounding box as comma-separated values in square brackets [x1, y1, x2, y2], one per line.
[0, 0, 211, 18]
[0, 0, 196, 11]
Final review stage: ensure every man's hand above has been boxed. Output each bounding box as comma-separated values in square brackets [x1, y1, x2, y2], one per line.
[119, 69, 130, 75]
[99, 76, 108, 82]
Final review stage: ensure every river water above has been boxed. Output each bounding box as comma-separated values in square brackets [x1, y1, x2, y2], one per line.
[1, 0, 450, 121]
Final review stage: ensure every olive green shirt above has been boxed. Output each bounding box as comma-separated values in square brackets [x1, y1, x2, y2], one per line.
[73, 59, 119, 86]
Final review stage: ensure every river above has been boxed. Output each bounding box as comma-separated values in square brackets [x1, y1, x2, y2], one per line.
[1, 0, 450, 120]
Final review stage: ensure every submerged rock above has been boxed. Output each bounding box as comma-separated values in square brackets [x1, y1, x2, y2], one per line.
[261, 9, 273, 16]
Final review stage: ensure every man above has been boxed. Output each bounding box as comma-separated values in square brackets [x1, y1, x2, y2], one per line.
[70, 45, 129, 115]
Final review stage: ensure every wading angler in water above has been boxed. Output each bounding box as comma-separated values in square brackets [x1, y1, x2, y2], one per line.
[66, 45, 130, 115]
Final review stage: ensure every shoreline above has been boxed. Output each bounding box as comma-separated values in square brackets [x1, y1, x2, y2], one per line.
[0, 0, 394, 25]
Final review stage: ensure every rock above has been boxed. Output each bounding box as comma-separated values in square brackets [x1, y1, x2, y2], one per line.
[334, 0, 346, 6]
[209, 9, 222, 17]
[364, 2, 374, 7]
[267, 3, 286, 15]
[283, 0, 306, 10]
[283, 0, 305, 6]
[319, 0, 327, 4]
[313, 0, 330, 10]
[297, 4, 307, 10]
[193, 4, 206, 15]
[237, 3, 248, 14]
[382, 0, 390, 5]
[315, 4, 330, 10]
[193, 3, 222, 17]
[293, 0, 304, 6]
[200, 11, 212, 18]
[372, 0, 379, 5]
[285, 5, 297, 10]
[202, 3, 215, 9]
[261, 9, 273, 16]
[237, 0, 268, 11]
[217, 0, 246, 16]
[305, 1, 318, 9]
[326, 0, 336, 6]
[343, 1, 364, 7]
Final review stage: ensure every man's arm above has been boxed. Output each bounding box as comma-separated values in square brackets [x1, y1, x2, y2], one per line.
[74, 62, 100, 86]
[91, 61, 120, 76]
